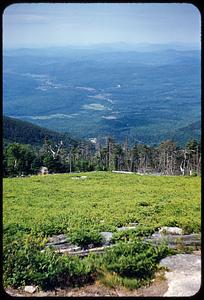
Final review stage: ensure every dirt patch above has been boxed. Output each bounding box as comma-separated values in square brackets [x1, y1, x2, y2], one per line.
[5, 271, 168, 297]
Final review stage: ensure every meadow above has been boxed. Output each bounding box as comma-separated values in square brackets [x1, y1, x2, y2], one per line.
[3, 172, 201, 290]
[3, 172, 201, 235]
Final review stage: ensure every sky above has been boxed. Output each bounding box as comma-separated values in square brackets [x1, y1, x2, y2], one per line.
[3, 3, 201, 49]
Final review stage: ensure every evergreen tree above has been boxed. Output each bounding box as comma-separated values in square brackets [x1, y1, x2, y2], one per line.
[5, 143, 36, 176]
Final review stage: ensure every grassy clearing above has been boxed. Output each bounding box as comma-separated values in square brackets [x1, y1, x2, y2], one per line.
[3, 171, 201, 236]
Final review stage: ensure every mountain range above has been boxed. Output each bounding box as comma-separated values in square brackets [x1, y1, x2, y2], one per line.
[3, 43, 201, 146]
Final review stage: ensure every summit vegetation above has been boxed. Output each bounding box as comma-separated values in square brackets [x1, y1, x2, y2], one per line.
[3, 172, 201, 290]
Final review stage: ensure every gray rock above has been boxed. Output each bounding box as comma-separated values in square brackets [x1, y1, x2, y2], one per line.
[45, 234, 81, 252]
[160, 254, 201, 296]
[24, 285, 38, 293]
[55, 244, 81, 251]
[101, 232, 113, 245]
[146, 233, 201, 249]
[159, 226, 183, 235]
[117, 226, 137, 231]
[160, 254, 201, 272]
[47, 234, 67, 244]
[58, 245, 111, 256]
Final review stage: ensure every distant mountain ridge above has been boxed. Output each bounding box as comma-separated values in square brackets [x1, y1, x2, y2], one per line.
[3, 42, 200, 56]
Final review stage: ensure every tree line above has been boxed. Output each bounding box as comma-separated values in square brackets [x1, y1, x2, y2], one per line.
[3, 137, 201, 177]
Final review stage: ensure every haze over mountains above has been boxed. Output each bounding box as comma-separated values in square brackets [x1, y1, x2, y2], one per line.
[3, 43, 201, 146]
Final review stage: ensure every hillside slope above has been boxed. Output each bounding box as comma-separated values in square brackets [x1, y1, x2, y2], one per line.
[3, 115, 79, 147]
[171, 120, 201, 146]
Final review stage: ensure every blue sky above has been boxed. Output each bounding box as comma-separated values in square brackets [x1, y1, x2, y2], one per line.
[3, 3, 201, 48]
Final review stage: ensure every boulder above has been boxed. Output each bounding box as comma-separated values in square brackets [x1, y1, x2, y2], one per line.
[24, 286, 38, 293]
[100, 231, 113, 245]
[159, 226, 183, 235]
[145, 233, 201, 250]
[160, 254, 201, 296]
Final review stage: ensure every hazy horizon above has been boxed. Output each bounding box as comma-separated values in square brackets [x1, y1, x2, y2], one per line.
[3, 41, 201, 51]
[3, 3, 201, 49]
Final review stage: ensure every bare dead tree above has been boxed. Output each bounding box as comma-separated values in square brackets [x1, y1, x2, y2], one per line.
[49, 140, 63, 158]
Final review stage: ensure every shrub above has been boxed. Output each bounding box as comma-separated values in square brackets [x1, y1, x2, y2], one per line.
[3, 234, 96, 290]
[3, 224, 31, 242]
[3, 233, 170, 290]
[68, 227, 103, 249]
[100, 240, 170, 284]
[111, 226, 155, 243]
[3, 234, 47, 288]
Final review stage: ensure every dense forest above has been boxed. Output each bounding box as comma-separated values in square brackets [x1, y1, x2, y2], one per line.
[3, 116, 201, 177]
[3, 116, 79, 147]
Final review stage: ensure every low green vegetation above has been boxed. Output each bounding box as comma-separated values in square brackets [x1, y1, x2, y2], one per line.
[3, 172, 201, 235]
[3, 234, 97, 290]
[3, 171, 201, 290]
[98, 240, 169, 288]
[68, 227, 103, 249]
[3, 233, 170, 291]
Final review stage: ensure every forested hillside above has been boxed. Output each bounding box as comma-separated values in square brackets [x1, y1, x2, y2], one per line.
[3, 116, 201, 178]
[3, 116, 79, 147]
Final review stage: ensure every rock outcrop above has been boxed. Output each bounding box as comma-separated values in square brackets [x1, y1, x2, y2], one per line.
[160, 253, 201, 296]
